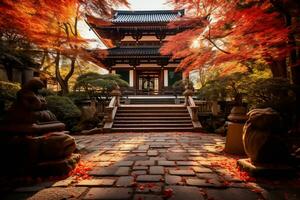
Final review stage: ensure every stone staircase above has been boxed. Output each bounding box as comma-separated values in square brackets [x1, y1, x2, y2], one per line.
[112, 105, 194, 132]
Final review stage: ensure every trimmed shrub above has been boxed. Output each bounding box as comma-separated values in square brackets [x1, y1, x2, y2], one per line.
[0, 81, 20, 120]
[46, 95, 81, 131]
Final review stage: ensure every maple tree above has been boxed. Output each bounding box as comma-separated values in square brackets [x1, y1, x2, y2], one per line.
[0, 0, 128, 94]
[161, 0, 295, 79]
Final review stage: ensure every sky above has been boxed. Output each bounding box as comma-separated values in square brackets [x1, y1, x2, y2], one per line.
[79, 0, 174, 49]
[117, 0, 172, 10]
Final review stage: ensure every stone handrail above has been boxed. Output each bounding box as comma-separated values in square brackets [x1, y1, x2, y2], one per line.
[186, 96, 199, 122]
[105, 96, 118, 123]
[183, 90, 202, 130]
[103, 92, 120, 132]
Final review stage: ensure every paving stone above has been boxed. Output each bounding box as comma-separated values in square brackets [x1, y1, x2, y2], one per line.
[138, 145, 149, 150]
[52, 179, 74, 187]
[116, 176, 134, 187]
[135, 160, 155, 166]
[149, 166, 164, 175]
[114, 161, 134, 167]
[206, 188, 260, 200]
[150, 156, 166, 161]
[176, 161, 199, 166]
[166, 153, 189, 161]
[132, 150, 147, 153]
[147, 150, 159, 156]
[125, 156, 149, 161]
[15, 182, 53, 193]
[95, 162, 112, 167]
[150, 144, 165, 148]
[158, 161, 176, 166]
[196, 173, 221, 180]
[136, 183, 163, 193]
[134, 194, 163, 200]
[171, 149, 187, 153]
[27, 187, 87, 200]
[89, 167, 118, 176]
[169, 169, 195, 176]
[115, 167, 130, 176]
[189, 157, 207, 161]
[165, 186, 204, 200]
[77, 179, 115, 186]
[193, 166, 213, 173]
[165, 175, 182, 185]
[83, 188, 133, 200]
[186, 178, 223, 187]
[136, 175, 163, 182]
[133, 166, 148, 170]
[132, 170, 147, 176]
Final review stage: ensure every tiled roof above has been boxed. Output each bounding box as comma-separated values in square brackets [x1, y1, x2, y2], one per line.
[112, 10, 184, 23]
[107, 46, 166, 57]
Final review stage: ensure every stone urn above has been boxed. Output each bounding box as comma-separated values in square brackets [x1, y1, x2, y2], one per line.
[243, 108, 290, 164]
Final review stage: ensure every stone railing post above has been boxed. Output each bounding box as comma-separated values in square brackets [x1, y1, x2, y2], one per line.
[110, 86, 122, 107]
[183, 86, 194, 107]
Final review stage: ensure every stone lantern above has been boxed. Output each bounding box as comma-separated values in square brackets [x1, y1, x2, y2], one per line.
[110, 85, 121, 106]
[183, 84, 194, 106]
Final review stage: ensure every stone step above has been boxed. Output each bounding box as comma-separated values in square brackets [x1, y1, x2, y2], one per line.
[114, 116, 191, 120]
[115, 113, 190, 117]
[112, 127, 194, 132]
[118, 109, 187, 113]
[128, 99, 176, 104]
[113, 123, 193, 128]
[113, 120, 192, 124]
[118, 106, 186, 110]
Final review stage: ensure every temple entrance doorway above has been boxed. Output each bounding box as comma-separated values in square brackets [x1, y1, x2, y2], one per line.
[137, 70, 160, 95]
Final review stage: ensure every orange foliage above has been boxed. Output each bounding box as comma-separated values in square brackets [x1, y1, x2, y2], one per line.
[162, 0, 291, 74]
[0, 0, 128, 49]
[68, 161, 95, 181]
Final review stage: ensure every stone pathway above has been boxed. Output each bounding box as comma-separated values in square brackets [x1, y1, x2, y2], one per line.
[3, 132, 300, 200]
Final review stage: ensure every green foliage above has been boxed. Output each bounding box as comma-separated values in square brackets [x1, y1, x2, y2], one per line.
[38, 88, 55, 96]
[246, 78, 297, 111]
[197, 67, 272, 104]
[197, 72, 247, 103]
[172, 79, 194, 96]
[46, 95, 81, 131]
[0, 81, 20, 119]
[67, 91, 90, 104]
[246, 78, 298, 129]
[74, 72, 129, 92]
[0, 81, 21, 100]
[0, 32, 39, 70]
[172, 79, 194, 90]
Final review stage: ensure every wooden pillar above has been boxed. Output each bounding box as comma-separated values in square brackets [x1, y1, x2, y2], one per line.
[129, 70, 134, 87]
[133, 66, 137, 94]
[160, 66, 164, 94]
[164, 69, 168, 87]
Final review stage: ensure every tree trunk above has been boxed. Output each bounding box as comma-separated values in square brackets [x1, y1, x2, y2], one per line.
[269, 60, 288, 78]
[54, 51, 69, 95]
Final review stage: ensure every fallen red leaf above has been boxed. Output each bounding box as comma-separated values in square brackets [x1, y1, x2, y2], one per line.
[164, 188, 174, 198]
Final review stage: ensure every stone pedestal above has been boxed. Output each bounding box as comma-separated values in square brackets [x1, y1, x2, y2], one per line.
[237, 158, 295, 177]
[224, 122, 245, 155]
[36, 154, 81, 176]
